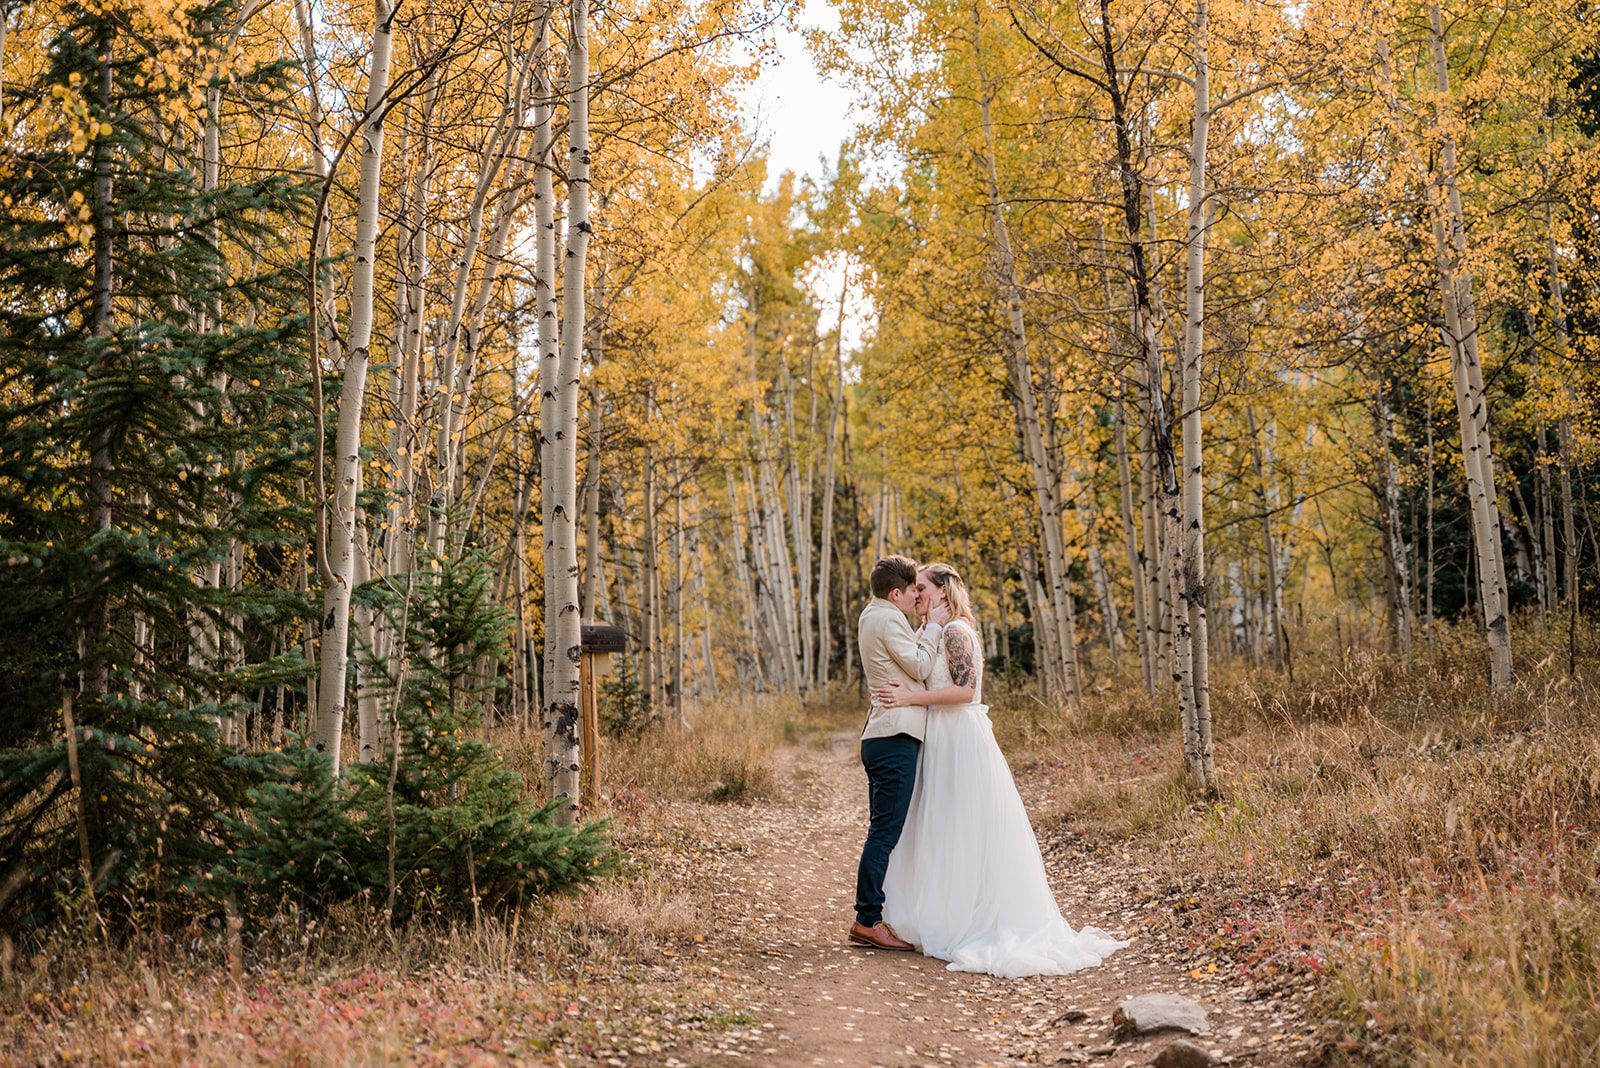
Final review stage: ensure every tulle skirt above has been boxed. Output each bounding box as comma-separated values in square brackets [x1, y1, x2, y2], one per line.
[882, 704, 1129, 978]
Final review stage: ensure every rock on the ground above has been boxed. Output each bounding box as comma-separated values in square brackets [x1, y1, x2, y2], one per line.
[1112, 993, 1211, 1036]
[1152, 1038, 1217, 1067]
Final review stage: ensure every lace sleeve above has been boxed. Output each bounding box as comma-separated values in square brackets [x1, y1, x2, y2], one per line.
[944, 623, 979, 690]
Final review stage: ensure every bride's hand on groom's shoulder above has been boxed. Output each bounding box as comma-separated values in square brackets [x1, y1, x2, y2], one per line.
[875, 680, 911, 708]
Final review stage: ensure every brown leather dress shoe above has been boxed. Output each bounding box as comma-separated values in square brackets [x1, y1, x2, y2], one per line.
[849, 920, 915, 951]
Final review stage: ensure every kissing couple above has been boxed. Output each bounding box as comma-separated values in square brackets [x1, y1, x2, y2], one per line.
[848, 555, 1129, 978]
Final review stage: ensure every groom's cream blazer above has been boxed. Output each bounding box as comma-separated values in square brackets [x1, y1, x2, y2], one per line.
[858, 597, 944, 742]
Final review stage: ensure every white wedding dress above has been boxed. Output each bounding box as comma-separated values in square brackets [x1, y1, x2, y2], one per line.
[882, 620, 1129, 978]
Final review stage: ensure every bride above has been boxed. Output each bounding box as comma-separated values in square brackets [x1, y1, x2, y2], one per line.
[873, 562, 1129, 979]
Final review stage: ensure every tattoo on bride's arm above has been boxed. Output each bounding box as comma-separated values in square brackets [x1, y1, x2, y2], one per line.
[946, 630, 977, 689]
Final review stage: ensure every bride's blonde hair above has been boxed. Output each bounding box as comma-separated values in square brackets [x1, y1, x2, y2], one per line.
[921, 562, 977, 629]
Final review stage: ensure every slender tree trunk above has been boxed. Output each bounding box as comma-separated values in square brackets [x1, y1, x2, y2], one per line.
[532, 7, 568, 805]
[384, 92, 436, 685]
[1543, 180, 1581, 670]
[995, 557, 1013, 675]
[427, 57, 529, 555]
[314, 0, 396, 769]
[542, 0, 591, 822]
[1423, 400, 1436, 652]
[83, 38, 116, 705]
[1424, 8, 1512, 690]
[1509, 479, 1543, 605]
[1115, 390, 1153, 691]
[640, 457, 658, 708]
[757, 452, 800, 690]
[365, 94, 431, 763]
[1374, 390, 1414, 660]
[1095, 0, 1203, 787]
[672, 459, 686, 720]
[294, 0, 342, 364]
[1139, 419, 1168, 683]
[1245, 408, 1289, 668]
[0, 5, 7, 130]
[1179, 0, 1215, 790]
[191, 42, 232, 739]
[354, 532, 383, 760]
[583, 259, 607, 623]
[816, 286, 846, 688]
[1536, 417, 1555, 617]
[746, 293, 801, 692]
[974, 8, 1080, 707]
[512, 462, 530, 734]
[1082, 503, 1122, 657]
[1019, 545, 1056, 699]
[684, 522, 716, 701]
[778, 355, 814, 691]
[727, 479, 765, 691]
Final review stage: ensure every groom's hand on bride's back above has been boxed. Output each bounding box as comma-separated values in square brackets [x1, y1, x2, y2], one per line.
[875, 680, 911, 708]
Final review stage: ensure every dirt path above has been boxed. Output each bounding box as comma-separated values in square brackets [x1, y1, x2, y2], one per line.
[654, 731, 1315, 1068]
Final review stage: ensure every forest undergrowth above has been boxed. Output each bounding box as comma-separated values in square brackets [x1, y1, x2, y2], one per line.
[0, 692, 823, 1066]
[1018, 618, 1600, 1067]
[3, 620, 1597, 1066]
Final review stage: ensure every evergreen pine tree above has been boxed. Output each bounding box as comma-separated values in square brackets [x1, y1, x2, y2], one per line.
[0, 0, 315, 928]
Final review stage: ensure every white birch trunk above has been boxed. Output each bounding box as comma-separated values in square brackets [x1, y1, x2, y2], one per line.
[1426, 8, 1512, 690]
[1139, 419, 1167, 685]
[583, 259, 607, 623]
[1094, 0, 1202, 786]
[779, 357, 814, 690]
[426, 67, 529, 554]
[1115, 392, 1154, 693]
[314, 0, 395, 770]
[532, 10, 565, 796]
[815, 292, 846, 688]
[643, 439, 659, 707]
[1375, 394, 1414, 660]
[293, 0, 342, 364]
[727, 480, 766, 691]
[1180, 0, 1215, 790]
[543, 0, 589, 822]
[974, 13, 1080, 706]
[1543, 189, 1580, 618]
[672, 460, 686, 719]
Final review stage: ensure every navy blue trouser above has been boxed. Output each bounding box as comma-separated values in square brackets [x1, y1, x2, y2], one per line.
[854, 733, 921, 928]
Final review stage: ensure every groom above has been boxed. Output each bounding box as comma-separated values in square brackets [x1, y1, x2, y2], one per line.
[849, 555, 949, 951]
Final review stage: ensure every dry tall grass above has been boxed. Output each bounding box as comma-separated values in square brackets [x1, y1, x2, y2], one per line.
[1018, 620, 1600, 1067]
[6, 627, 1596, 1066]
[0, 692, 855, 1064]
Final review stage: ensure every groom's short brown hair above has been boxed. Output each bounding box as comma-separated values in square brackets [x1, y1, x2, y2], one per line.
[870, 555, 919, 599]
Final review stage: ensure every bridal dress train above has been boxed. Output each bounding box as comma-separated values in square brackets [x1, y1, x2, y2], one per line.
[882, 620, 1129, 979]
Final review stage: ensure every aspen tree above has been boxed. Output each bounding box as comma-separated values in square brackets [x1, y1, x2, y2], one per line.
[1179, 0, 1215, 790]
[727, 480, 766, 690]
[1424, 6, 1513, 690]
[533, 3, 565, 800]
[583, 259, 607, 623]
[972, 3, 1081, 707]
[643, 424, 659, 707]
[1542, 168, 1581, 659]
[315, 0, 397, 770]
[543, 0, 591, 823]
[815, 276, 847, 687]
[427, 30, 535, 557]
[1115, 390, 1155, 693]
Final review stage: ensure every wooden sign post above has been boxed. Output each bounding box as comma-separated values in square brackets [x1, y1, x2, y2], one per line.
[578, 623, 627, 808]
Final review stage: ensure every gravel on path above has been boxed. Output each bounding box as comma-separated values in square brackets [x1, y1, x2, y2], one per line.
[647, 730, 1315, 1068]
